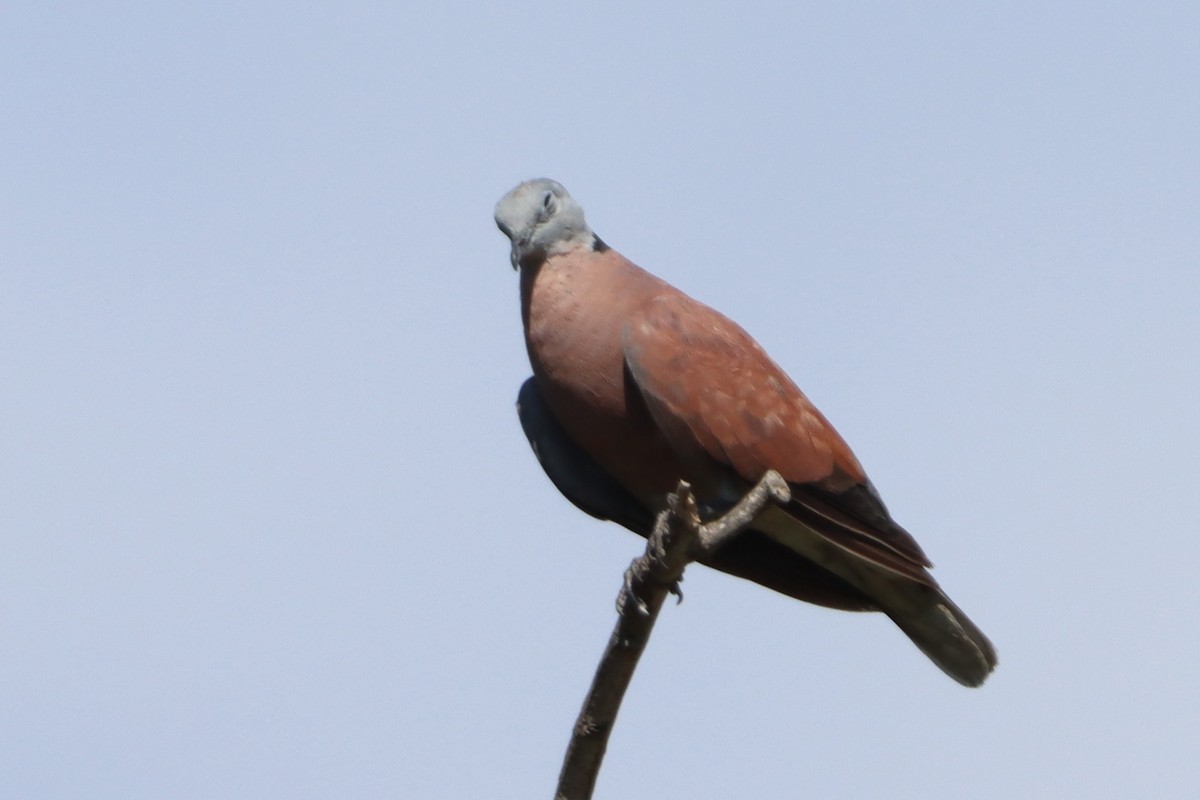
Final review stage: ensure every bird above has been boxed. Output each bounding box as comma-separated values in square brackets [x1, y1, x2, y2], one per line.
[496, 178, 997, 687]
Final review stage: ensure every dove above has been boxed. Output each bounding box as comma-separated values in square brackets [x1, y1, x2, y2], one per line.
[498, 179, 996, 686]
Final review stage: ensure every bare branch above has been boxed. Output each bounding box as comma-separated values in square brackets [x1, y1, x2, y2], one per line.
[555, 471, 788, 800]
[695, 469, 790, 554]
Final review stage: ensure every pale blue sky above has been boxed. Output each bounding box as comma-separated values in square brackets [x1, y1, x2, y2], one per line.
[3, 2, 1197, 798]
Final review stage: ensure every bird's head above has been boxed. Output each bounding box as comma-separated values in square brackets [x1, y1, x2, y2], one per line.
[494, 178, 593, 270]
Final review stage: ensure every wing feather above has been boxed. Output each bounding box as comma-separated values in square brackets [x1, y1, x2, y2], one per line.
[622, 292, 932, 582]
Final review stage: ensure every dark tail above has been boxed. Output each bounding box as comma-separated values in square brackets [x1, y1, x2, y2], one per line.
[880, 580, 997, 687]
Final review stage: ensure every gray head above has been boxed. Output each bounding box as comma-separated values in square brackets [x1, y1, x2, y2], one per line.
[494, 179, 594, 269]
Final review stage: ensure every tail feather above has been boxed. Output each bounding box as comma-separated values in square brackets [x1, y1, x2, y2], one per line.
[880, 582, 997, 687]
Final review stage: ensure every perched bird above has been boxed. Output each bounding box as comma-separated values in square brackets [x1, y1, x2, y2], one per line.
[497, 178, 996, 687]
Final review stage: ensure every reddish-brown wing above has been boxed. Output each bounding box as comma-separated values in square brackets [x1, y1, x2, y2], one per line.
[622, 289, 933, 582]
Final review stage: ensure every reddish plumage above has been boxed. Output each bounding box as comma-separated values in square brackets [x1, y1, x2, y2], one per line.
[499, 179, 996, 686]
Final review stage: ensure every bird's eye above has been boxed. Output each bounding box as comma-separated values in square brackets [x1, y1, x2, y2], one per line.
[541, 191, 556, 216]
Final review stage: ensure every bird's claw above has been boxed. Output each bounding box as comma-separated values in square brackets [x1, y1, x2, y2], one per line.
[620, 565, 651, 616]
[668, 580, 684, 605]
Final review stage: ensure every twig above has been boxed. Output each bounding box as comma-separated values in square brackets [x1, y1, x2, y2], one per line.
[696, 469, 791, 553]
[554, 471, 790, 800]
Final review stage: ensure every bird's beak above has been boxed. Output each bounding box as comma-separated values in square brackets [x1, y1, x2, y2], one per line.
[495, 219, 523, 270]
[508, 234, 533, 271]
